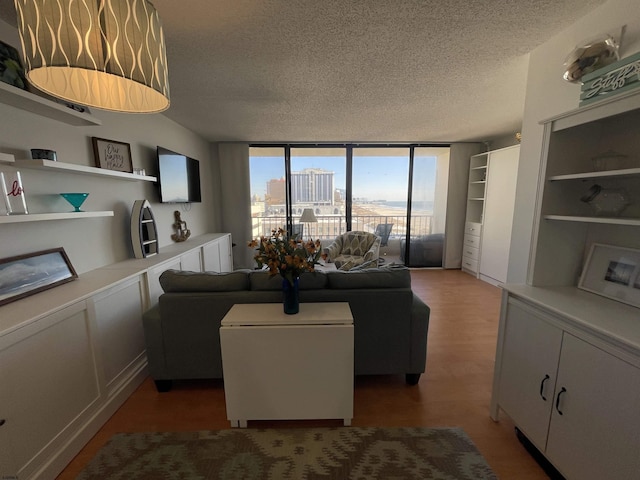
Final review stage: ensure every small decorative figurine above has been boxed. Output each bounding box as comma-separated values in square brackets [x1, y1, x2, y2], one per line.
[171, 210, 191, 242]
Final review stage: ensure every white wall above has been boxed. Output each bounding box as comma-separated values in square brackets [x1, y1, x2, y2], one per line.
[507, 0, 640, 283]
[0, 21, 218, 274]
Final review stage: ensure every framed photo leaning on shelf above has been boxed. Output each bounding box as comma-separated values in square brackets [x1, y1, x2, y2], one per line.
[0, 247, 78, 306]
[92, 137, 133, 173]
[578, 243, 640, 308]
[0, 40, 28, 90]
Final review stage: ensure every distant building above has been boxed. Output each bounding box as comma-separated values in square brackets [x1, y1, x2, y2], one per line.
[266, 178, 285, 205]
[291, 168, 334, 205]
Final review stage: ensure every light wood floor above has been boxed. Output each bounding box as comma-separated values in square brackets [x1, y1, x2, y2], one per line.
[57, 269, 548, 479]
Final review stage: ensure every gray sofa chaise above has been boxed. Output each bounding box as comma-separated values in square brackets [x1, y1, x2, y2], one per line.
[142, 266, 430, 392]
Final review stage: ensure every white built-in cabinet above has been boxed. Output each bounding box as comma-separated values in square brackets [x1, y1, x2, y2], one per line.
[463, 145, 520, 285]
[0, 233, 232, 480]
[491, 89, 640, 479]
[492, 293, 640, 480]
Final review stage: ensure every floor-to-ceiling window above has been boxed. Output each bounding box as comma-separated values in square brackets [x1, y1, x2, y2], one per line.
[408, 147, 450, 267]
[249, 144, 450, 267]
[249, 147, 286, 238]
[290, 147, 347, 240]
[352, 147, 410, 262]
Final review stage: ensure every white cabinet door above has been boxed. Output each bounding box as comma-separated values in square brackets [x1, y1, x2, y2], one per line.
[202, 235, 233, 272]
[0, 302, 99, 480]
[202, 240, 221, 272]
[497, 300, 563, 451]
[92, 276, 146, 391]
[180, 249, 202, 272]
[218, 234, 233, 272]
[546, 334, 640, 480]
[480, 146, 519, 283]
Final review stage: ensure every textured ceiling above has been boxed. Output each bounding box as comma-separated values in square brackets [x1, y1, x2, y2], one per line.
[1, 0, 607, 143]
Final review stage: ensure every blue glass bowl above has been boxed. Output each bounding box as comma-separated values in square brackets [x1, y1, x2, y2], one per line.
[60, 193, 89, 212]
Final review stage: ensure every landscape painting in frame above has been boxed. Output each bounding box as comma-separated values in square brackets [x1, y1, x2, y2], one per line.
[578, 243, 640, 308]
[0, 248, 78, 306]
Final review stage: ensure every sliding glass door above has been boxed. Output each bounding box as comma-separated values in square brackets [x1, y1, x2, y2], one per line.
[249, 144, 450, 267]
[290, 147, 347, 241]
[352, 147, 410, 263]
[407, 147, 450, 267]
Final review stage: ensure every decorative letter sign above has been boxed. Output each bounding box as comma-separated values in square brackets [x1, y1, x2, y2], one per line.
[580, 52, 640, 106]
[0, 171, 28, 215]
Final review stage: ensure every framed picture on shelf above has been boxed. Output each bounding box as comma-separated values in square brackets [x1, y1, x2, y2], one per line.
[0, 248, 78, 306]
[91, 137, 133, 173]
[0, 39, 28, 91]
[578, 243, 640, 308]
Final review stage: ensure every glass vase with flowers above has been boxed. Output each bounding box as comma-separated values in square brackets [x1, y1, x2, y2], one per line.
[248, 229, 325, 314]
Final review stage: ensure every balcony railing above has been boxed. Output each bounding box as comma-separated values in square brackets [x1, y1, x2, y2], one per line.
[251, 214, 433, 241]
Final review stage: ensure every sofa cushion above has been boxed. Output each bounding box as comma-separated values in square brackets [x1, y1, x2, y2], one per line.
[250, 270, 328, 291]
[160, 269, 250, 292]
[326, 267, 411, 289]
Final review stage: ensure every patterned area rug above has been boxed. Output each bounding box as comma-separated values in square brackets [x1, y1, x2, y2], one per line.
[77, 427, 497, 479]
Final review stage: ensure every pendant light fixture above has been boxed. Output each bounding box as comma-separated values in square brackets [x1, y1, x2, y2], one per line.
[14, 0, 170, 113]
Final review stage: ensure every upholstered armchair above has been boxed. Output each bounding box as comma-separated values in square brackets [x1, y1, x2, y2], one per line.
[324, 231, 381, 270]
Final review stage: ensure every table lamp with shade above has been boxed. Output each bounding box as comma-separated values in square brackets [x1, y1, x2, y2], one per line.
[299, 208, 318, 239]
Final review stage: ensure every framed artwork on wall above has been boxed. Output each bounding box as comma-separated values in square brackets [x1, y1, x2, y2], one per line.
[0, 248, 78, 306]
[578, 243, 640, 308]
[91, 137, 133, 173]
[0, 39, 28, 91]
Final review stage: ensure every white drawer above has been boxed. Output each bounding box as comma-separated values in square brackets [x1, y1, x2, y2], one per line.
[462, 245, 480, 261]
[465, 222, 482, 236]
[463, 234, 481, 249]
[462, 257, 479, 273]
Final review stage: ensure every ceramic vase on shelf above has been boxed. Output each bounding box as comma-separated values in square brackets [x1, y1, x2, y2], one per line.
[282, 277, 300, 314]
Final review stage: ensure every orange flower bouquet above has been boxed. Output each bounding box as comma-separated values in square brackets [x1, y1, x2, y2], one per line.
[248, 228, 325, 286]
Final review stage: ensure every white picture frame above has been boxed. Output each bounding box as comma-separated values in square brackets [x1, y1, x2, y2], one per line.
[578, 243, 640, 308]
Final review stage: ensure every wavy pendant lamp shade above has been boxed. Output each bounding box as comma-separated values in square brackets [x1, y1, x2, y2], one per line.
[14, 0, 170, 113]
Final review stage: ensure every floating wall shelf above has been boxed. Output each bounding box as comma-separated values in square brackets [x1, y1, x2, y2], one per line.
[6, 159, 157, 182]
[544, 215, 640, 226]
[0, 211, 114, 224]
[548, 168, 640, 182]
[0, 152, 15, 164]
[0, 81, 102, 126]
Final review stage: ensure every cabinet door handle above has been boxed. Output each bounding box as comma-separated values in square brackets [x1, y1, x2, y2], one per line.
[0, 419, 5, 426]
[555, 387, 567, 415]
[539, 374, 550, 401]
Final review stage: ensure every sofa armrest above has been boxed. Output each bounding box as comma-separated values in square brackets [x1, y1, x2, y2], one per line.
[142, 304, 168, 379]
[410, 293, 430, 374]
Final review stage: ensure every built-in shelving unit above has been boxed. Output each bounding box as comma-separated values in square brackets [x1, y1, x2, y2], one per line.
[0, 81, 102, 126]
[0, 211, 114, 224]
[465, 153, 488, 224]
[7, 159, 157, 182]
[492, 90, 640, 480]
[530, 96, 640, 287]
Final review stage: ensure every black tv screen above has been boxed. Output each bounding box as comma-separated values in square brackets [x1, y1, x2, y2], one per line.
[156, 147, 201, 203]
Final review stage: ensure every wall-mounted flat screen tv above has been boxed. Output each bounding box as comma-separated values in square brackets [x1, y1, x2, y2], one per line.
[156, 146, 202, 203]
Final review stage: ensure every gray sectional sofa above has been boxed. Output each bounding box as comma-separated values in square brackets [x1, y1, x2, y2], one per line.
[142, 266, 430, 391]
